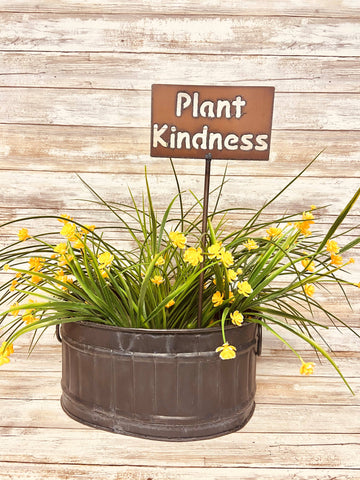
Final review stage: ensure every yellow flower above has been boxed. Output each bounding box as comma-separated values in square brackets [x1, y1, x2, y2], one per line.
[54, 270, 67, 282]
[300, 361, 315, 376]
[356, 282, 360, 288]
[301, 258, 315, 272]
[58, 254, 74, 267]
[10, 302, 21, 317]
[208, 242, 222, 259]
[295, 211, 314, 236]
[304, 283, 315, 297]
[236, 268, 243, 275]
[18, 228, 30, 241]
[58, 214, 74, 224]
[227, 269, 237, 282]
[30, 274, 42, 284]
[100, 269, 109, 279]
[4, 343, 13, 356]
[155, 255, 165, 267]
[9, 279, 18, 292]
[60, 222, 76, 240]
[219, 249, 234, 268]
[0, 342, 14, 366]
[216, 342, 237, 360]
[3, 264, 10, 271]
[72, 237, 84, 249]
[184, 247, 203, 266]
[265, 226, 282, 240]
[22, 313, 39, 325]
[54, 243, 68, 255]
[165, 299, 175, 308]
[81, 224, 96, 233]
[310, 205, 316, 210]
[326, 240, 340, 254]
[212, 291, 224, 307]
[303, 211, 314, 221]
[237, 281, 253, 297]
[169, 231, 186, 249]
[330, 253, 343, 266]
[98, 251, 114, 268]
[230, 311, 244, 326]
[29, 257, 45, 272]
[243, 239, 259, 251]
[228, 291, 235, 303]
[151, 275, 164, 286]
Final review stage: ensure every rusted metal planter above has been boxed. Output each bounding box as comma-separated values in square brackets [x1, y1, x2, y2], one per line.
[60, 321, 261, 441]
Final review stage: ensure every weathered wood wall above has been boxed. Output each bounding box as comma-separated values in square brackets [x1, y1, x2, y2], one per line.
[0, 2, 360, 479]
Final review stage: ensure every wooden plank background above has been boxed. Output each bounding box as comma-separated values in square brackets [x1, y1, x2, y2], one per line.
[0, 1, 359, 479]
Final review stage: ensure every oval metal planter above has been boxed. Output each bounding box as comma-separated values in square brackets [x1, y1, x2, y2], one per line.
[60, 321, 262, 441]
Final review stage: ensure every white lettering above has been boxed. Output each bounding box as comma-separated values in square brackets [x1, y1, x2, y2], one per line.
[255, 134, 269, 151]
[200, 101, 215, 118]
[232, 96, 246, 118]
[176, 92, 191, 117]
[224, 133, 238, 150]
[192, 125, 209, 149]
[169, 126, 177, 148]
[177, 131, 191, 149]
[240, 134, 254, 151]
[175, 92, 248, 119]
[193, 92, 199, 118]
[216, 100, 231, 119]
[152, 123, 168, 147]
[208, 132, 223, 150]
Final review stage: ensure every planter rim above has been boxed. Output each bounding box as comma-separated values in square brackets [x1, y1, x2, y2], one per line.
[69, 319, 256, 335]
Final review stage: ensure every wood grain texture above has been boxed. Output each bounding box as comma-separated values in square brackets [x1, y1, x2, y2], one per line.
[1, 52, 359, 92]
[1, 464, 360, 480]
[0, 14, 359, 56]
[1, 88, 359, 130]
[0, 0, 359, 17]
[1, 427, 360, 467]
[1, 126, 359, 176]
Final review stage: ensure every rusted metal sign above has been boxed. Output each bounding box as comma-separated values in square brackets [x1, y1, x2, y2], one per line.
[151, 84, 275, 160]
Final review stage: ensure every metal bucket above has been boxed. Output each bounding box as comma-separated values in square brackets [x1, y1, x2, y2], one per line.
[60, 321, 261, 441]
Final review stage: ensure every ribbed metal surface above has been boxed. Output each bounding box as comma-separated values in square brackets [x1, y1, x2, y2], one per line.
[60, 321, 260, 441]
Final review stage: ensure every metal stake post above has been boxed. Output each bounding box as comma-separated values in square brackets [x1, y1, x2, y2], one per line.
[197, 153, 212, 328]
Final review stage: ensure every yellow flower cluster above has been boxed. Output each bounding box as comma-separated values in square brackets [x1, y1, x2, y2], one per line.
[208, 242, 234, 268]
[300, 361, 315, 376]
[151, 275, 164, 286]
[59, 215, 95, 251]
[18, 228, 30, 242]
[169, 231, 186, 249]
[216, 342, 237, 360]
[230, 311, 243, 326]
[243, 239, 259, 251]
[304, 284, 315, 297]
[29, 257, 45, 271]
[237, 281, 253, 297]
[0, 342, 14, 366]
[212, 291, 224, 307]
[184, 247, 203, 266]
[295, 211, 314, 236]
[265, 227, 282, 240]
[301, 258, 315, 272]
[155, 255, 165, 267]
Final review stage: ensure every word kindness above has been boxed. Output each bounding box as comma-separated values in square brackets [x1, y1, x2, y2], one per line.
[151, 85, 274, 160]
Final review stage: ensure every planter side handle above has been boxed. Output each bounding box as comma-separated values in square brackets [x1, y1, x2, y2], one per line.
[56, 324, 62, 343]
[256, 324, 262, 356]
